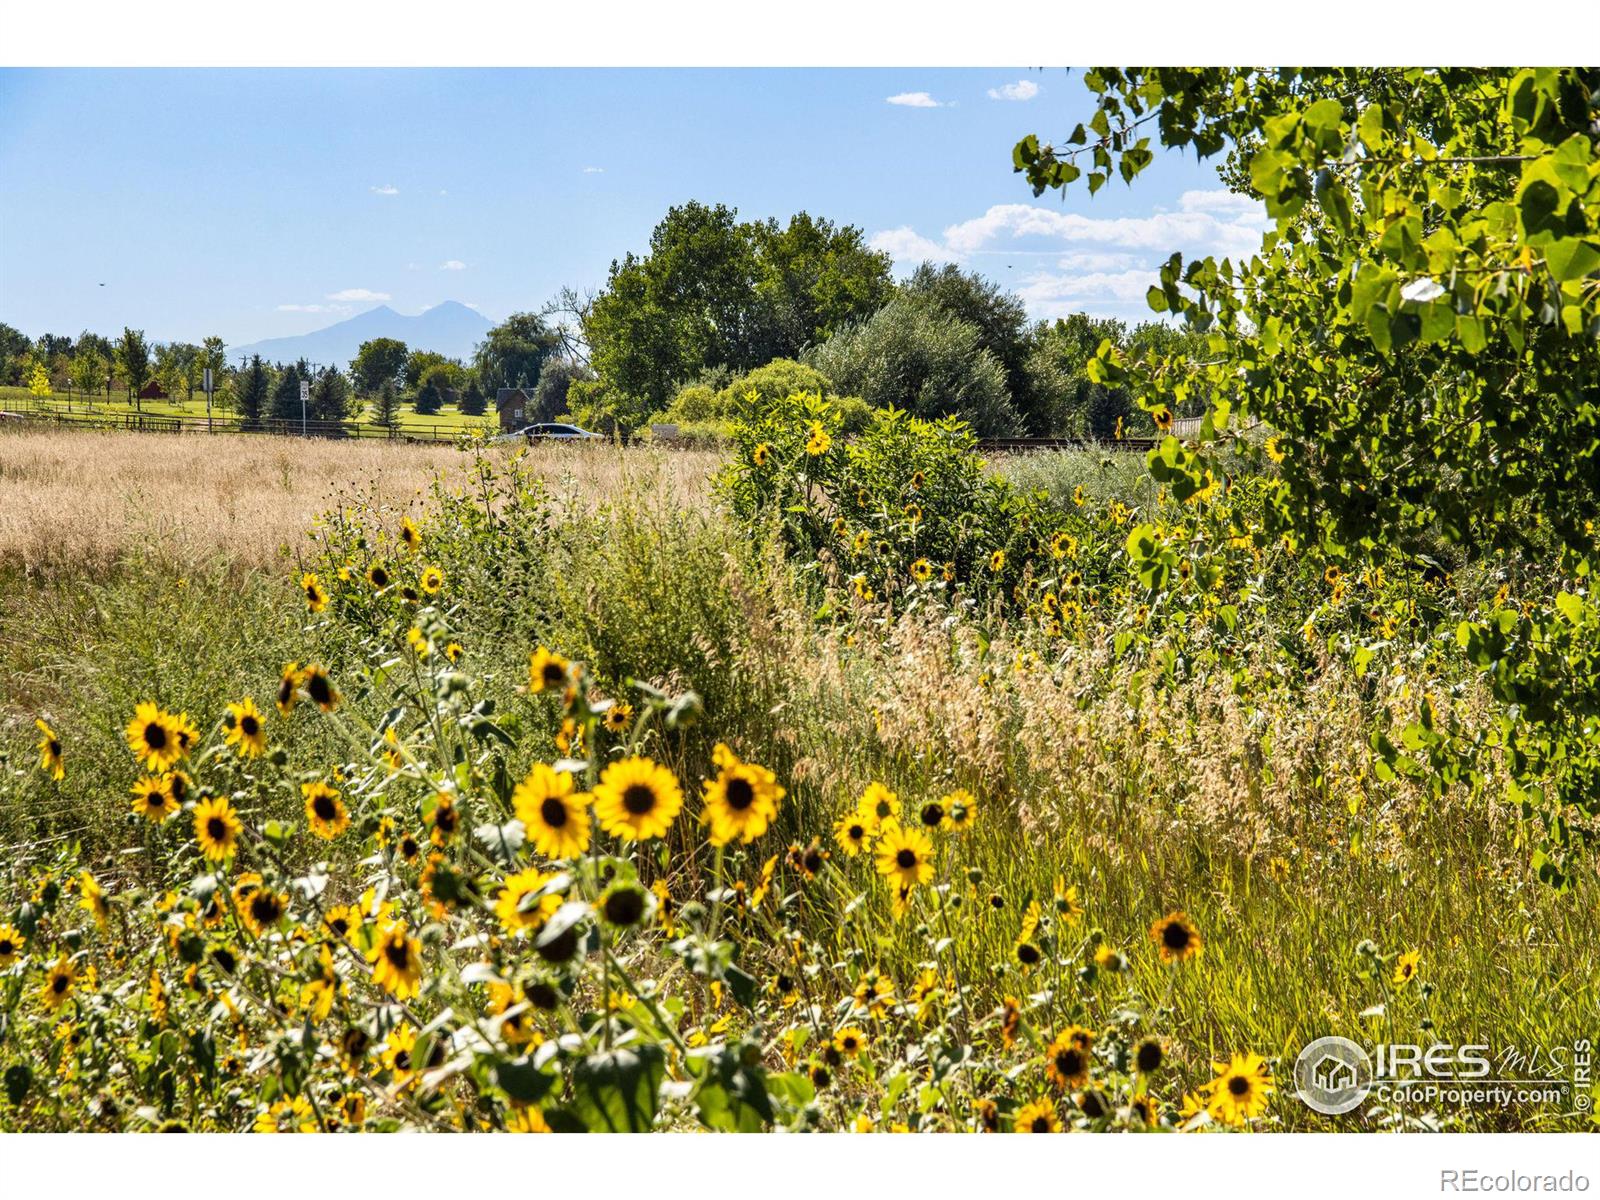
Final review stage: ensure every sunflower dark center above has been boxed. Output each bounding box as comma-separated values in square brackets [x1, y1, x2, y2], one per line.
[144, 722, 168, 749]
[371, 567, 389, 587]
[0, 939, 13, 955]
[920, 804, 943, 827]
[1030, 1116, 1050, 1131]
[48, 739, 61, 756]
[240, 715, 259, 736]
[848, 823, 864, 841]
[542, 664, 566, 688]
[384, 940, 411, 970]
[52, 973, 69, 993]
[622, 784, 657, 815]
[313, 794, 338, 820]
[1228, 1075, 1250, 1097]
[1056, 1049, 1082, 1075]
[725, 777, 755, 811]
[895, 848, 916, 869]
[393, 1050, 411, 1071]
[307, 675, 331, 704]
[328, 917, 349, 937]
[603, 888, 645, 926]
[539, 797, 568, 827]
[1162, 922, 1191, 951]
[1136, 1043, 1163, 1073]
[206, 816, 227, 840]
[250, 894, 282, 924]
[435, 805, 456, 832]
[278, 678, 295, 705]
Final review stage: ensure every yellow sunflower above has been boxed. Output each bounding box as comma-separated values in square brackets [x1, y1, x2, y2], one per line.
[276, 662, 302, 715]
[366, 562, 392, 590]
[193, 796, 243, 861]
[874, 820, 934, 890]
[943, 788, 977, 831]
[302, 781, 350, 840]
[125, 701, 182, 771]
[239, 883, 288, 937]
[989, 549, 1006, 573]
[301, 572, 328, 612]
[41, 954, 76, 1011]
[852, 969, 895, 1018]
[494, 868, 564, 935]
[382, 1024, 417, 1081]
[527, 646, 571, 694]
[420, 565, 444, 595]
[804, 421, 831, 456]
[368, 921, 423, 999]
[513, 764, 591, 859]
[832, 809, 877, 856]
[1207, 1052, 1274, 1126]
[752, 442, 770, 467]
[1045, 1026, 1095, 1090]
[224, 697, 268, 758]
[301, 664, 340, 712]
[1149, 911, 1203, 963]
[910, 558, 933, 583]
[35, 718, 64, 781]
[832, 1027, 867, 1057]
[0, 923, 23, 968]
[1014, 1097, 1060, 1133]
[1393, 949, 1421, 987]
[855, 781, 900, 823]
[399, 516, 422, 554]
[130, 775, 178, 823]
[593, 756, 684, 841]
[701, 743, 784, 847]
[602, 702, 633, 733]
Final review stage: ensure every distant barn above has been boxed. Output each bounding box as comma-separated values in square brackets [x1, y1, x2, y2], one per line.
[137, 380, 169, 401]
[496, 387, 534, 432]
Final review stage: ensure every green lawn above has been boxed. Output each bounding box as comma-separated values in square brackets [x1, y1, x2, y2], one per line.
[0, 385, 498, 437]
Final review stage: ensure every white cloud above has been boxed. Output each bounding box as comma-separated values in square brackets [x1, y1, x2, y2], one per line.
[868, 227, 959, 265]
[582, 165, 605, 174]
[327, 288, 391, 302]
[869, 188, 1269, 319]
[370, 184, 399, 196]
[886, 91, 945, 108]
[276, 303, 351, 314]
[987, 79, 1039, 102]
[440, 260, 467, 271]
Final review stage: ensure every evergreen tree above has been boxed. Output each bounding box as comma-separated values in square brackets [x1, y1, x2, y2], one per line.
[268, 362, 304, 425]
[414, 376, 443, 416]
[236, 355, 269, 429]
[374, 381, 399, 428]
[311, 367, 350, 429]
[460, 378, 487, 416]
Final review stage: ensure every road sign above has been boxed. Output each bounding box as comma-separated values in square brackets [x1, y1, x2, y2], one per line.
[300, 380, 310, 437]
[203, 367, 213, 394]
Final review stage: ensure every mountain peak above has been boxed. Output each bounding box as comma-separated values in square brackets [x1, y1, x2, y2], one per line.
[232, 301, 493, 367]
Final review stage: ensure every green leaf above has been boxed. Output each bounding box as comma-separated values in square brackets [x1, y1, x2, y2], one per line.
[493, 1054, 557, 1104]
[1544, 239, 1600, 282]
[4, 1065, 32, 1106]
[571, 1045, 666, 1132]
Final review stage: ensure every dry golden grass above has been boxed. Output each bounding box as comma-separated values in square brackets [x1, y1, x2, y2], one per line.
[0, 426, 716, 575]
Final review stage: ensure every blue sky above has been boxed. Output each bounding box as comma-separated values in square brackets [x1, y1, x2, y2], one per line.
[0, 69, 1264, 347]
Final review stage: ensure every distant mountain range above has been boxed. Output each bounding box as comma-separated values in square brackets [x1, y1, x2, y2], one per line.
[231, 302, 493, 368]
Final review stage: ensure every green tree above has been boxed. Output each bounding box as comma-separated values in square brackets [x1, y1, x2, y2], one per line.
[472, 312, 561, 395]
[113, 327, 151, 411]
[529, 357, 591, 422]
[373, 380, 400, 428]
[69, 347, 105, 402]
[413, 376, 443, 416]
[405, 350, 459, 391]
[583, 202, 893, 421]
[269, 360, 306, 426]
[1015, 66, 1600, 885]
[27, 361, 52, 403]
[310, 366, 350, 426]
[902, 263, 1046, 433]
[199, 336, 227, 404]
[459, 378, 487, 416]
[236, 355, 269, 429]
[806, 299, 1021, 436]
[350, 337, 408, 395]
[0, 322, 29, 384]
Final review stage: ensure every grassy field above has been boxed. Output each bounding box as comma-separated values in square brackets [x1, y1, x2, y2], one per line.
[0, 385, 498, 437]
[0, 423, 1593, 1133]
